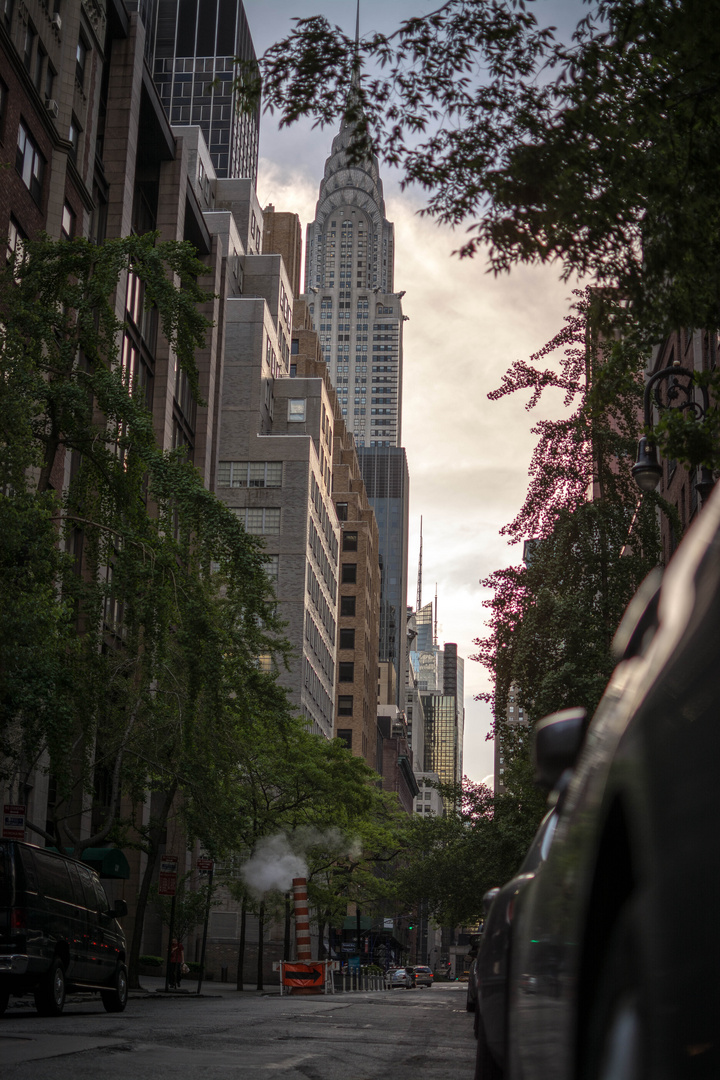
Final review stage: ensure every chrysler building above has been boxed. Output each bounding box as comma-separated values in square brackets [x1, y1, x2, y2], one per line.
[304, 113, 404, 448]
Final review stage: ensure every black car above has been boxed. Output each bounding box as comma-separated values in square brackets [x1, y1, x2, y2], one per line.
[473, 809, 559, 1076]
[0, 840, 128, 1016]
[505, 486, 720, 1079]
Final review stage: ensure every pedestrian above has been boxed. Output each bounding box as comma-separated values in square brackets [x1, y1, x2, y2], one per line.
[170, 938, 184, 988]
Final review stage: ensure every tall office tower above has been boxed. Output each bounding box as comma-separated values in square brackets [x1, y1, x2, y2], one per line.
[304, 116, 405, 448]
[151, 0, 260, 183]
[357, 446, 410, 707]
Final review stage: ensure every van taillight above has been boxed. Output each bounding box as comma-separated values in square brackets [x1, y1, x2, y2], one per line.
[10, 908, 26, 931]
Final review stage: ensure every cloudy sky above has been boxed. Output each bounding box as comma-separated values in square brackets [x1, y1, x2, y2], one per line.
[243, 1, 585, 783]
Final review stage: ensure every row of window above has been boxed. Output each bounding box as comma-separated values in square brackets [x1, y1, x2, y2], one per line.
[305, 610, 334, 685]
[217, 460, 282, 489]
[303, 657, 333, 723]
[308, 516, 337, 600]
[306, 564, 336, 642]
[233, 507, 281, 534]
[310, 473, 339, 557]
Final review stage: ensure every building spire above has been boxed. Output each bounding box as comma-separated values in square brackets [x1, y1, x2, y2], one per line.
[434, 584, 438, 647]
[416, 516, 423, 613]
[350, 0, 361, 94]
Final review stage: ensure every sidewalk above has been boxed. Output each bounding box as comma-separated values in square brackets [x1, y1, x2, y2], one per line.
[131, 974, 280, 999]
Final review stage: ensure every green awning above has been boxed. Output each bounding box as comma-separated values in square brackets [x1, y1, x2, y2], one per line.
[81, 848, 130, 879]
[56, 847, 131, 879]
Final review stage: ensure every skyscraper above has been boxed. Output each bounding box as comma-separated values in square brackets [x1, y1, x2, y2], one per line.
[151, 0, 260, 183]
[304, 113, 404, 448]
[358, 446, 410, 707]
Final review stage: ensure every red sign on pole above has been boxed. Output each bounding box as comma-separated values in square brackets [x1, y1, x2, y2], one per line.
[3, 805, 26, 840]
[196, 857, 214, 872]
[158, 855, 178, 896]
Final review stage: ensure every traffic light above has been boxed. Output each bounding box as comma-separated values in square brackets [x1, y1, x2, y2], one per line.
[408, 922, 414, 930]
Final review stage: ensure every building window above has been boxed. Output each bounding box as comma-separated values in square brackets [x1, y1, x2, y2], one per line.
[76, 34, 88, 87]
[217, 461, 282, 488]
[257, 653, 272, 673]
[263, 554, 279, 582]
[340, 595, 356, 616]
[33, 43, 46, 92]
[15, 121, 44, 204]
[335, 502, 348, 521]
[342, 530, 358, 551]
[291, 339, 299, 355]
[22, 20, 36, 71]
[44, 63, 55, 103]
[68, 115, 81, 163]
[61, 201, 75, 239]
[336, 726, 352, 746]
[239, 508, 281, 535]
[341, 563, 357, 584]
[338, 662, 354, 682]
[339, 628, 355, 650]
[288, 398, 306, 422]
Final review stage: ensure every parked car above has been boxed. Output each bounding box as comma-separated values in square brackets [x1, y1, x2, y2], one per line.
[466, 957, 479, 1012]
[0, 839, 128, 1016]
[413, 964, 433, 988]
[473, 807, 561, 1076]
[503, 487, 720, 1079]
[388, 966, 415, 989]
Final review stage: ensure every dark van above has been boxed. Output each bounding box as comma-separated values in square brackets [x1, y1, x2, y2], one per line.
[0, 839, 128, 1016]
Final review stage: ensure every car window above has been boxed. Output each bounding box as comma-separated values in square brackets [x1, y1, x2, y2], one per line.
[76, 862, 98, 909]
[0, 844, 12, 906]
[518, 809, 556, 874]
[34, 851, 75, 903]
[93, 876, 110, 914]
[18, 846, 38, 892]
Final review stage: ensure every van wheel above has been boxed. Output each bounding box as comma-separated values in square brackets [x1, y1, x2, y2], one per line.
[0, 985, 10, 1016]
[34, 958, 66, 1016]
[101, 964, 128, 1013]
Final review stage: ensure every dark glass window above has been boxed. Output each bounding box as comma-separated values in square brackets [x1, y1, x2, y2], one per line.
[341, 563, 357, 584]
[76, 35, 87, 87]
[291, 339, 299, 354]
[16, 121, 44, 204]
[335, 502, 348, 521]
[342, 530, 358, 551]
[340, 595, 356, 616]
[33, 852, 74, 902]
[337, 725, 352, 745]
[338, 661, 354, 682]
[339, 628, 355, 650]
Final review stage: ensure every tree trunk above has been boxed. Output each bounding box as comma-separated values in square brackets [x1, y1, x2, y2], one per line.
[236, 900, 247, 990]
[127, 783, 177, 989]
[256, 901, 265, 992]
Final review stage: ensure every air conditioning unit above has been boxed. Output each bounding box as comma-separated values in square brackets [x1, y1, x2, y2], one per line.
[51, 12, 62, 31]
[45, 99, 59, 119]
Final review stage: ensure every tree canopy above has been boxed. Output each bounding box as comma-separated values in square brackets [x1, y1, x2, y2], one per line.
[259, 0, 720, 341]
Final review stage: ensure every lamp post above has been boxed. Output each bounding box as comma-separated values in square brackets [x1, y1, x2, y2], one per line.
[632, 362, 714, 502]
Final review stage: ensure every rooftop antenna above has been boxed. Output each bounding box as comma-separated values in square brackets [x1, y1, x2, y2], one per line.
[416, 516, 423, 613]
[434, 584, 438, 647]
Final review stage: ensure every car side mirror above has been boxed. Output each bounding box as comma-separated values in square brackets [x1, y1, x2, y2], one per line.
[113, 898, 128, 918]
[533, 707, 587, 790]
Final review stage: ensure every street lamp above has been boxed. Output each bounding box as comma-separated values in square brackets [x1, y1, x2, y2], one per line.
[632, 362, 714, 501]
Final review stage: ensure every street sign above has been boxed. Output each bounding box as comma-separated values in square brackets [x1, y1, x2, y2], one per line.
[197, 857, 214, 872]
[383, 917, 393, 929]
[158, 854, 178, 896]
[2, 804, 26, 840]
[281, 962, 326, 987]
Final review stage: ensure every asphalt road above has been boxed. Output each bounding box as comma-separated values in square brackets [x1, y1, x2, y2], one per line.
[0, 982, 476, 1080]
